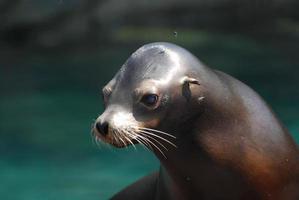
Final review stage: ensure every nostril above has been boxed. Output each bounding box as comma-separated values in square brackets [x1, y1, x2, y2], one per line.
[95, 121, 109, 136]
[102, 122, 109, 135]
[95, 122, 101, 133]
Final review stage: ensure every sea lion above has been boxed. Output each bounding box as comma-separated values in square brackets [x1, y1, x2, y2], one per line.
[93, 42, 299, 200]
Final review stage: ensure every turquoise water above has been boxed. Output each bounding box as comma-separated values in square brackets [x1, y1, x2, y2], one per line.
[1, 32, 298, 199]
[0, 92, 159, 200]
[0, 148, 158, 200]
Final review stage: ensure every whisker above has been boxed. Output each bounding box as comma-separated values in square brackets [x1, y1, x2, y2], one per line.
[139, 130, 177, 148]
[146, 138, 167, 158]
[90, 131, 97, 146]
[127, 130, 152, 152]
[118, 133, 127, 148]
[135, 137, 149, 150]
[122, 130, 137, 150]
[136, 134, 167, 158]
[115, 129, 127, 148]
[122, 128, 169, 157]
[91, 135, 97, 147]
[94, 136, 102, 149]
[127, 129, 153, 151]
[133, 133, 154, 151]
[138, 132, 168, 151]
[136, 127, 176, 139]
[90, 124, 98, 146]
[112, 130, 120, 146]
[131, 134, 149, 150]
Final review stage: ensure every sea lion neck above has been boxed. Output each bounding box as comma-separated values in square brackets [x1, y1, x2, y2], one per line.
[154, 142, 256, 200]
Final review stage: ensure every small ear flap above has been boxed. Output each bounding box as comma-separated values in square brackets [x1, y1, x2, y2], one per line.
[180, 76, 200, 85]
[181, 76, 200, 101]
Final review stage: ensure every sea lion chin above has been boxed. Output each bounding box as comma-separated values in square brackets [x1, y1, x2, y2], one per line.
[93, 42, 299, 200]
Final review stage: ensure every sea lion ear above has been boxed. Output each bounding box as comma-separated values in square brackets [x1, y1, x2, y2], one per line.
[180, 76, 200, 101]
[180, 76, 200, 85]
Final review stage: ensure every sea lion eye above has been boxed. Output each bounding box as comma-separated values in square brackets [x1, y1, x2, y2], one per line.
[140, 94, 158, 107]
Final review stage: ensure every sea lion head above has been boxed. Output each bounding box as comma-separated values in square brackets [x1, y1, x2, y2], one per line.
[93, 42, 207, 152]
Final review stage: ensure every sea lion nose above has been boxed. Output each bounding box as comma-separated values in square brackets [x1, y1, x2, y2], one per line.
[95, 121, 109, 136]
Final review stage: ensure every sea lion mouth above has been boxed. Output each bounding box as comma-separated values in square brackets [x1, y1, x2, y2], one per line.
[92, 125, 177, 157]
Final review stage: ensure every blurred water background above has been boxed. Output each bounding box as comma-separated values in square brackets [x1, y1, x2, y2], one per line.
[0, 0, 299, 199]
